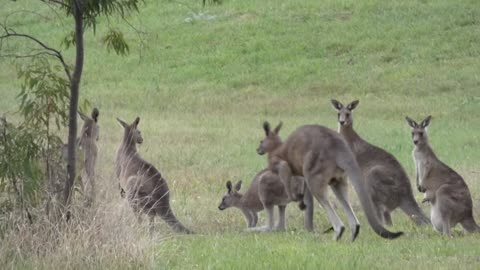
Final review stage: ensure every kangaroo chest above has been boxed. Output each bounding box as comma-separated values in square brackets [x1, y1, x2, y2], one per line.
[414, 150, 432, 185]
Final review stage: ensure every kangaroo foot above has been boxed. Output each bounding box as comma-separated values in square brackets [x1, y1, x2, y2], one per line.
[334, 226, 345, 241]
[323, 227, 334, 234]
[351, 224, 360, 242]
[247, 225, 273, 232]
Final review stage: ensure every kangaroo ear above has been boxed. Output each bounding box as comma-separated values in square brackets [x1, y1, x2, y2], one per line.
[405, 116, 418, 128]
[331, 99, 343, 111]
[421, 115, 432, 128]
[263, 121, 271, 136]
[78, 111, 88, 121]
[273, 121, 283, 135]
[234, 180, 242, 191]
[116, 118, 128, 128]
[133, 117, 140, 128]
[347, 100, 359, 111]
[226, 181, 233, 192]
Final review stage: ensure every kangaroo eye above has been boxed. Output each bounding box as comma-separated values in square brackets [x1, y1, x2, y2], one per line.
[346, 113, 350, 117]
[411, 132, 414, 137]
[419, 132, 423, 137]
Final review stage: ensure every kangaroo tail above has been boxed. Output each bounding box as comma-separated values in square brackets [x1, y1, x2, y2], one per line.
[400, 195, 430, 225]
[461, 215, 480, 233]
[159, 208, 193, 234]
[336, 148, 403, 239]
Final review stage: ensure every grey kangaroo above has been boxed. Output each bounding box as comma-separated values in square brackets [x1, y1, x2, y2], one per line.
[257, 121, 314, 231]
[218, 169, 298, 231]
[78, 108, 100, 207]
[331, 99, 429, 225]
[116, 117, 192, 234]
[406, 115, 479, 236]
[267, 123, 403, 241]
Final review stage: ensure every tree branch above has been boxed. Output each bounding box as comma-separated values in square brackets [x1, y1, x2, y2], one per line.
[0, 25, 72, 83]
[40, 0, 72, 9]
[0, 51, 58, 59]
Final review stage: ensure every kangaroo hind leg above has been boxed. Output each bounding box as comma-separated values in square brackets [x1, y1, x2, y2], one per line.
[248, 205, 274, 232]
[307, 173, 345, 241]
[275, 205, 287, 231]
[330, 178, 360, 241]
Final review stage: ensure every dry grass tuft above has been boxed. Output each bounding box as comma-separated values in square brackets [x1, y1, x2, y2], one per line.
[0, 194, 168, 270]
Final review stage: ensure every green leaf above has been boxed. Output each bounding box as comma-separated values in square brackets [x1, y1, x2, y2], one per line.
[102, 29, 130, 56]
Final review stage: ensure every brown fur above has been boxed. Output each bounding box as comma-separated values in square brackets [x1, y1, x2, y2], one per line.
[115, 117, 191, 234]
[218, 169, 297, 231]
[257, 121, 314, 230]
[78, 108, 100, 207]
[406, 116, 479, 236]
[267, 123, 403, 240]
[331, 99, 429, 226]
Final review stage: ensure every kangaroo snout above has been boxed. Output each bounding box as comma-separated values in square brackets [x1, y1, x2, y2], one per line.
[339, 121, 345, 126]
[256, 147, 265, 155]
[413, 140, 418, 145]
[218, 205, 225, 210]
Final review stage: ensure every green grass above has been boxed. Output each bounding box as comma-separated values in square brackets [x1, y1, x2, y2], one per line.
[1, 0, 480, 269]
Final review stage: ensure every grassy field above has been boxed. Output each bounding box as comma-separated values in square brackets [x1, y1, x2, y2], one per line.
[1, 0, 480, 269]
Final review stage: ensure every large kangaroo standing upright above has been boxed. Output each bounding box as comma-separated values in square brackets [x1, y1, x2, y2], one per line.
[406, 116, 479, 236]
[269, 124, 403, 241]
[331, 99, 429, 226]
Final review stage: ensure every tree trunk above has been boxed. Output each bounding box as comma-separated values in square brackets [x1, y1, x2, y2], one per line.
[63, 0, 84, 207]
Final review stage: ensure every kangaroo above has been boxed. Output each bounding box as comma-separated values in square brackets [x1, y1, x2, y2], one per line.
[268, 123, 403, 241]
[218, 169, 296, 231]
[406, 116, 479, 236]
[78, 108, 100, 207]
[257, 121, 314, 231]
[115, 117, 192, 234]
[331, 100, 429, 226]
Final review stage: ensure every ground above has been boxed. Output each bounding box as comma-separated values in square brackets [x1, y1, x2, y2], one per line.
[0, 0, 479, 269]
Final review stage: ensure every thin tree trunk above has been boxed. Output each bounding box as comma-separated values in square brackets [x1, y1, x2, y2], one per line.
[63, 0, 84, 207]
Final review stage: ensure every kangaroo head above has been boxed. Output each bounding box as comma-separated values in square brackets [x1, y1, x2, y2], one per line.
[257, 121, 283, 155]
[331, 99, 359, 127]
[405, 115, 431, 146]
[78, 108, 100, 143]
[218, 180, 242, 210]
[117, 117, 143, 145]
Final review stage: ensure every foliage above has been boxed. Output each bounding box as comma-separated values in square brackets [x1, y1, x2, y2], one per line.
[102, 29, 130, 55]
[0, 56, 71, 218]
[57, 0, 142, 55]
[0, 117, 42, 216]
[17, 57, 69, 136]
